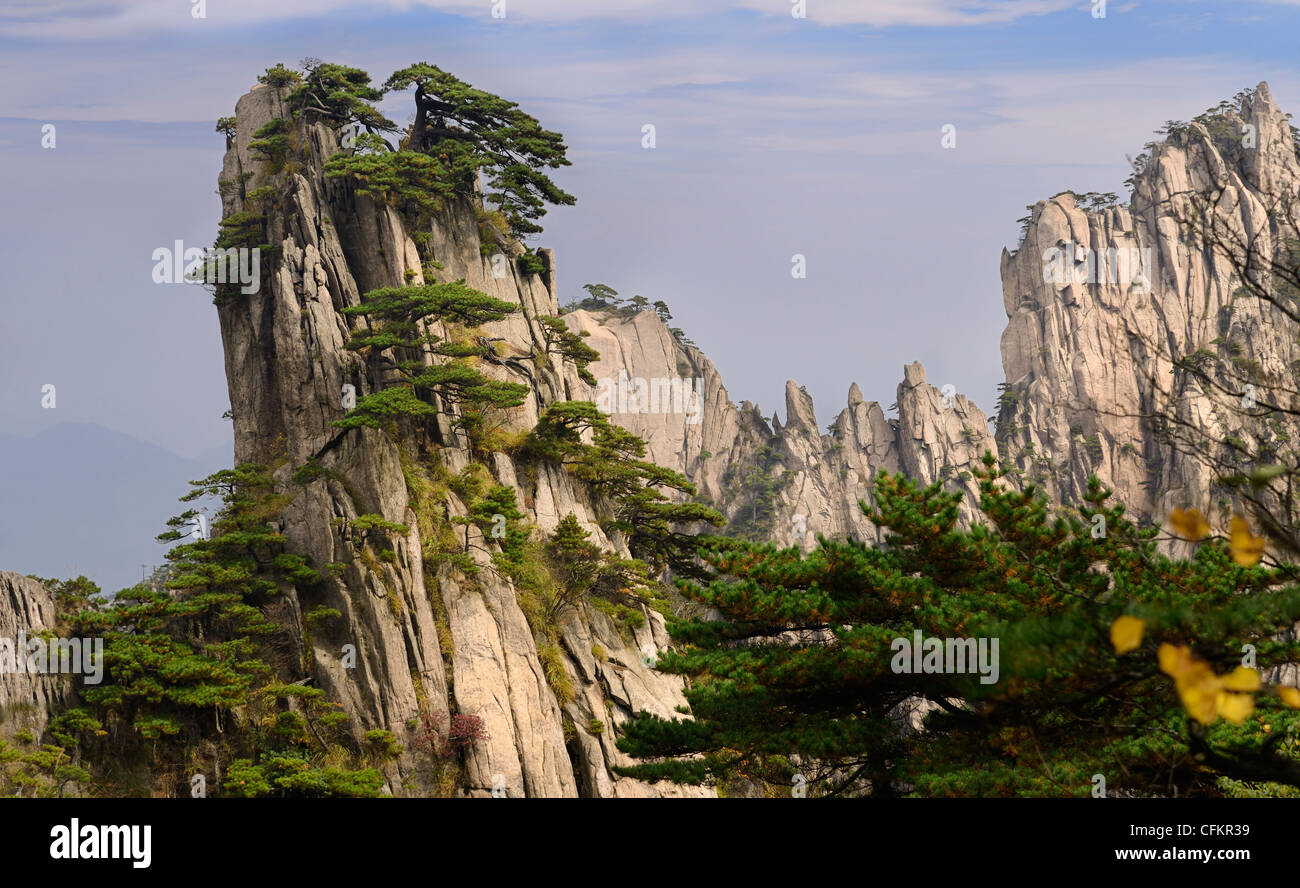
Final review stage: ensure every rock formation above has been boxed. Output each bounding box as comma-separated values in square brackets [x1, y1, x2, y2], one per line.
[563, 312, 997, 549]
[996, 82, 1300, 534]
[0, 571, 72, 742]
[214, 82, 708, 797]
[574, 82, 1300, 553]
[5, 80, 1299, 797]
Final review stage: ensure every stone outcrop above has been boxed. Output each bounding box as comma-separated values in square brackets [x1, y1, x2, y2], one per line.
[0, 572, 72, 741]
[995, 81, 1300, 533]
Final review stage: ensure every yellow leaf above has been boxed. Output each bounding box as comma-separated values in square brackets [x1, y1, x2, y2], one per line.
[1216, 691, 1254, 725]
[1180, 680, 1219, 725]
[1230, 515, 1265, 567]
[1159, 644, 1259, 725]
[1279, 687, 1300, 708]
[1158, 643, 1193, 678]
[1110, 615, 1145, 655]
[1170, 507, 1210, 541]
[1221, 666, 1261, 692]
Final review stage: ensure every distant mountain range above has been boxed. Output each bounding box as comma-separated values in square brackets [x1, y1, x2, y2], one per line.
[0, 423, 230, 592]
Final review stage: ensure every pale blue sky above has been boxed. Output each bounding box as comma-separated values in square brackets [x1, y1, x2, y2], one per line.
[1, 0, 1299, 586]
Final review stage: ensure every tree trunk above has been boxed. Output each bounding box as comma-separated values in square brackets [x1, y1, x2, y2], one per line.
[411, 84, 430, 152]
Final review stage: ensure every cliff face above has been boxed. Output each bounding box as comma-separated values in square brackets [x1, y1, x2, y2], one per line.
[0, 572, 71, 741]
[215, 83, 707, 797]
[996, 82, 1300, 531]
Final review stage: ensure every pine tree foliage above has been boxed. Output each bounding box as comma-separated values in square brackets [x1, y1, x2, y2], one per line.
[58, 466, 386, 796]
[258, 59, 573, 244]
[538, 315, 600, 386]
[337, 280, 530, 434]
[618, 455, 1300, 797]
[285, 60, 393, 132]
[525, 402, 724, 577]
[384, 63, 575, 239]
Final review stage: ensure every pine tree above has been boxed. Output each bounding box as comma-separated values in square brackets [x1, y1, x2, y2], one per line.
[617, 455, 1300, 797]
[581, 283, 618, 307]
[323, 134, 453, 218]
[62, 466, 387, 796]
[338, 280, 530, 438]
[383, 62, 575, 239]
[537, 315, 601, 385]
[285, 60, 394, 133]
[525, 402, 724, 577]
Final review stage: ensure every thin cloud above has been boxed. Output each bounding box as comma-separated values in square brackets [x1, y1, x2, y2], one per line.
[736, 0, 1078, 26]
[0, 0, 1083, 39]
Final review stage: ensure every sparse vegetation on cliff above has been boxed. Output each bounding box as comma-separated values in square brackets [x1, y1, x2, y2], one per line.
[44, 467, 389, 796]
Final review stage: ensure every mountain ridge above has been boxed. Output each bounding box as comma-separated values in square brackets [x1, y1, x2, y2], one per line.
[3, 76, 1298, 798]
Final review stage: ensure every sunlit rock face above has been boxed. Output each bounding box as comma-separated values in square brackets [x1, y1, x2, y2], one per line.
[214, 82, 710, 797]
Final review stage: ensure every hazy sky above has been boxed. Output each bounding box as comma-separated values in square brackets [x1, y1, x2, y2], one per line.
[2, 1, 1299, 476]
